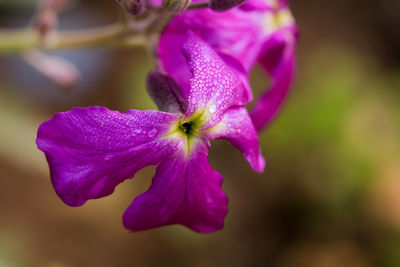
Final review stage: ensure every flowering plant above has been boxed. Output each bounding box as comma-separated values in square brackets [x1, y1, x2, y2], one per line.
[1, 0, 297, 233]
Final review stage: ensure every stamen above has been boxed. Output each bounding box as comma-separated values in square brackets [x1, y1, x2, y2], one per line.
[179, 121, 193, 134]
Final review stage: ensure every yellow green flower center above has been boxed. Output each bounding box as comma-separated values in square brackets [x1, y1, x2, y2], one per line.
[179, 121, 193, 135]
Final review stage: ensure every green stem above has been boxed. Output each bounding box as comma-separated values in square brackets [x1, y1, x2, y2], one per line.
[0, 23, 147, 53]
[0, 29, 38, 53]
[0, 0, 208, 54]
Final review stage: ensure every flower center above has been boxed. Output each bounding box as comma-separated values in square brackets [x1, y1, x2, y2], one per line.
[179, 121, 193, 135]
[178, 119, 200, 140]
[176, 113, 205, 138]
[264, 7, 294, 33]
[168, 114, 205, 143]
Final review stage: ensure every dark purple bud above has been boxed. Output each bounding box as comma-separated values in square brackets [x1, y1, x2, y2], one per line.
[146, 71, 187, 113]
[210, 0, 246, 11]
[162, 0, 191, 14]
[117, 0, 146, 16]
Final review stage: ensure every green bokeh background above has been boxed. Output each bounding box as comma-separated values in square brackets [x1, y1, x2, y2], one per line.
[0, 0, 399, 266]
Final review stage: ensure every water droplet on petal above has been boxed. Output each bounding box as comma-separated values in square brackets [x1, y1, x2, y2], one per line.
[209, 104, 217, 113]
[148, 128, 158, 138]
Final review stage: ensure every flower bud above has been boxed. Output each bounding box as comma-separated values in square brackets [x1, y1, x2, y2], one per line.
[210, 0, 246, 11]
[117, 0, 146, 16]
[146, 71, 187, 113]
[162, 0, 191, 14]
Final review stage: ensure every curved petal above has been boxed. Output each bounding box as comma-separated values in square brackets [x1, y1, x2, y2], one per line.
[250, 31, 296, 131]
[203, 107, 265, 172]
[37, 106, 183, 206]
[158, 8, 266, 93]
[217, 51, 253, 101]
[240, 0, 273, 10]
[182, 33, 248, 129]
[123, 140, 228, 233]
[157, 17, 192, 98]
[240, 0, 288, 11]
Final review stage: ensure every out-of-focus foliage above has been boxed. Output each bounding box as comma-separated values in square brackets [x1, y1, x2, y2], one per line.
[0, 0, 399, 266]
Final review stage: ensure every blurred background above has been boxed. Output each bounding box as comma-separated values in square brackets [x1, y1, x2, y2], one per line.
[0, 0, 399, 266]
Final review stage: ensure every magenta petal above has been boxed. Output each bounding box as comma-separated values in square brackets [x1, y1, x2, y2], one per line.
[204, 107, 265, 172]
[241, 0, 289, 10]
[240, 0, 274, 10]
[182, 33, 248, 129]
[217, 51, 253, 101]
[158, 8, 266, 91]
[123, 140, 228, 233]
[250, 31, 296, 131]
[158, 18, 192, 98]
[37, 106, 183, 206]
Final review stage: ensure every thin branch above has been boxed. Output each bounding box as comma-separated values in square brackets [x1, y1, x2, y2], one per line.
[0, 23, 146, 53]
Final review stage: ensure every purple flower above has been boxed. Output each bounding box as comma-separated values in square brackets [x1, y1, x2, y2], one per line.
[158, 0, 298, 131]
[37, 34, 265, 233]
